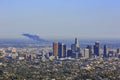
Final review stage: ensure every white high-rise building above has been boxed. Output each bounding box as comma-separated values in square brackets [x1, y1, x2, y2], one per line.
[84, 49, 89, 59]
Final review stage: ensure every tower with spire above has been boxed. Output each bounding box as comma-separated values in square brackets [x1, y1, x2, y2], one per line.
[75, 37, 79, 48]
[71, 37, 80, 58]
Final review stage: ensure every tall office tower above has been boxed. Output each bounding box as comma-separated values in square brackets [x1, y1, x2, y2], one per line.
[117, 48, 120, 58]
[58, 43, 62, 58]
[53, 42, 58, 57]
[71, 44, 76, 52]
[117, 48, 120, 53]
[53, 42, 66, 58]
[67, 49, 72, 57]
[84, 48, 89, 59]
[72, 37, 80, 52]
[71, 38, 80, 58]
[75, 37, 79, 48]
[94, 41, 100, 56]
[103, 45, 108, 58]
[86, 45, 92, 58]
[63, 45, 67, 57]
[58, 43, 66, 58]
[75, 38, 80, 52]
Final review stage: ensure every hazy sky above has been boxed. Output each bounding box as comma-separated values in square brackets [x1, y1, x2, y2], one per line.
[0, 0, 120, 39]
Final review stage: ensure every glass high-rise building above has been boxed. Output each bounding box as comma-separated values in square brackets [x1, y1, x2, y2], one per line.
[86, 45, 92, 58]
[103, 45, 108, 58]
[58, 43, 66, 58]
[94, 41, 100, 56]
[71, 38, 80, 58]
[71, 37, 80, 52]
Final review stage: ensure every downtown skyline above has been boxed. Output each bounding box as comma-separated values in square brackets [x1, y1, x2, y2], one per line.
[0, 0, 120, 39]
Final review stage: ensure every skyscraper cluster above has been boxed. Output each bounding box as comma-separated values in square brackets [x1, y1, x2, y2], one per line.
[53, 38, 81, 59]
[53, 42, 66, 58]
[53, 38, 120, 59]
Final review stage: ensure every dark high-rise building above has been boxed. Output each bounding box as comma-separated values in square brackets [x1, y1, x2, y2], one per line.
[117, 48, 120, 58]
[103, 45, 108, 58]
[63, 45, 67, 57]
[86, 45, 92, 58]
[58, 43, 62, 58]
[71, 44, 76, 52]
[58, 43, 66, 58]
[67, 50, 72, 57]
[53, 42, 58, 57]
[117, 48, 120, 53]
[94, 41, 100, 56]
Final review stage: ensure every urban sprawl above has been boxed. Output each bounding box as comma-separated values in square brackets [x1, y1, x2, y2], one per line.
[0, 38, 120, 80]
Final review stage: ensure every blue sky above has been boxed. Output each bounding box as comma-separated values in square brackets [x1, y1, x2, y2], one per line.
[0, 0, 120, 39]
